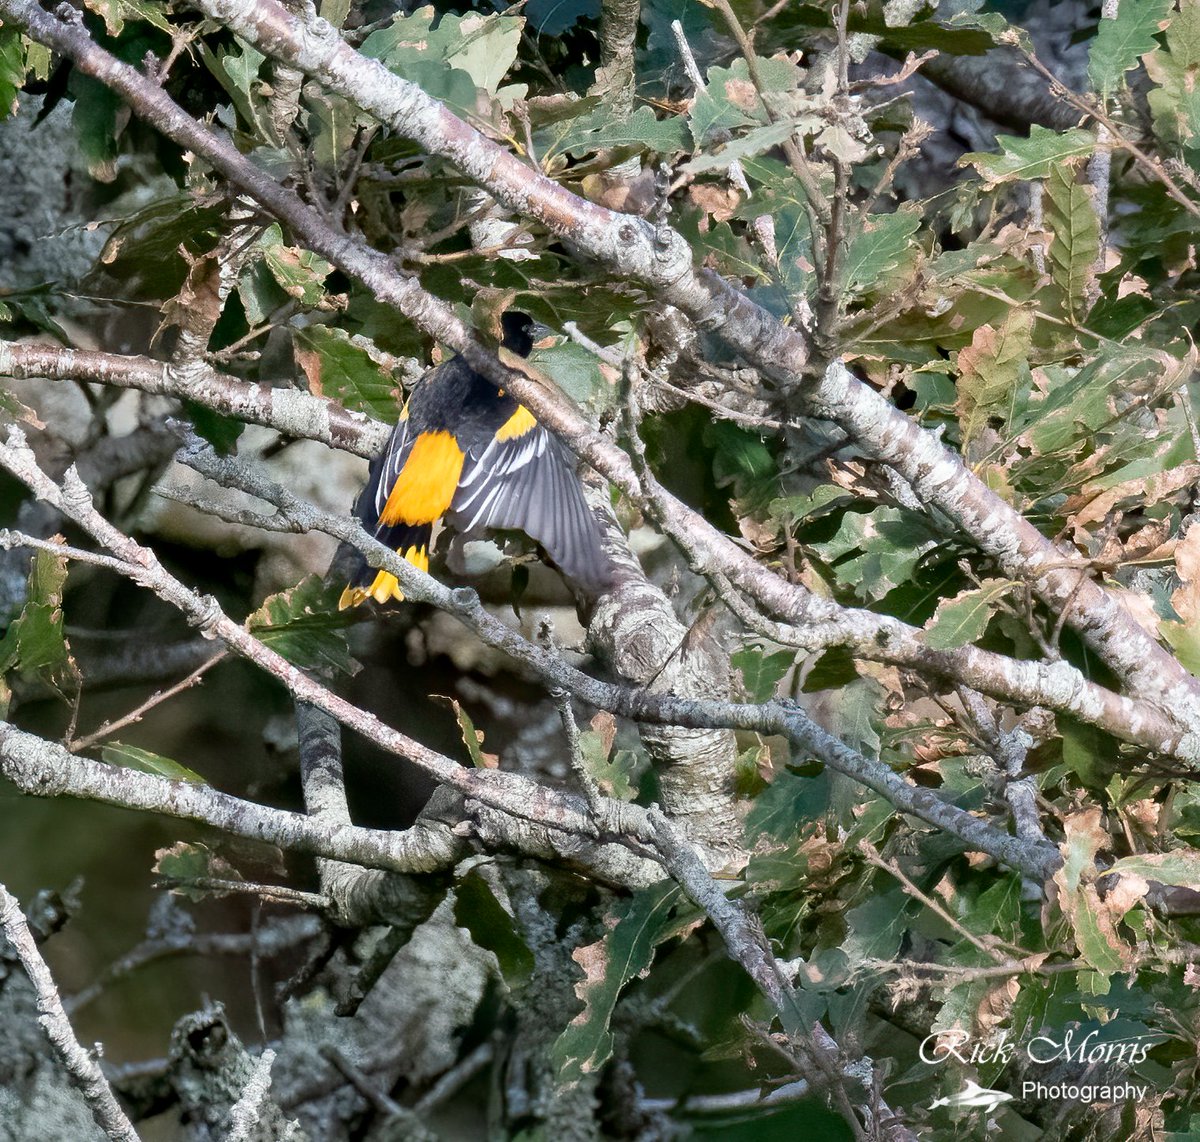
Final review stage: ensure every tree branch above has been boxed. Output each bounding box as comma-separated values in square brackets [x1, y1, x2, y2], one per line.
[0, 719, 458, 873]
[2, 335, 1176, 760]
[177, 434, 1062, 879]
[917, 47, 1081, 134]
[0, 341, 384, 457]
[4, 331, 1171, 762]
[0, 880, 140, 1142]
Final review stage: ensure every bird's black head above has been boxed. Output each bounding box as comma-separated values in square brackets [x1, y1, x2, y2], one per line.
[500, 312, 534, 358]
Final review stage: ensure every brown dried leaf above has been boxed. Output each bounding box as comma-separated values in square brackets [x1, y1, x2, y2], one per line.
[955, 311, 1032, 449]
[724, 77, 759, 112]
[687, 183, 741, 223]
[1112, 586, 1165, 637]
[156, 252, 222, 343]
[1099, 871, 1151, 925]
[1172, 525, 1200, 625]
[1066, 462, 1200, 530]
[975, 975, 1020, 1037]
[589, 710, 617, 758]
[568, 937, 611, 1027]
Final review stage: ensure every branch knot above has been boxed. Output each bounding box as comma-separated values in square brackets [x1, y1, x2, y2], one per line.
[194, 594, 227, 636]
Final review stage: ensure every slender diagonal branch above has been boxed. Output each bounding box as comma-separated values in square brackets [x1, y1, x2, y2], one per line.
[0, 881, 141, 1142]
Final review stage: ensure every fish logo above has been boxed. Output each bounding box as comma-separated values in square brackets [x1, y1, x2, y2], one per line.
[929, 1080, 1015, 1114]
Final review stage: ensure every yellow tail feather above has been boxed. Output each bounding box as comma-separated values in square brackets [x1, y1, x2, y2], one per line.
[338, 546, 429, 610]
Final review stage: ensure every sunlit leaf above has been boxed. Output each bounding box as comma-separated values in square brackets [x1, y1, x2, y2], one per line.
[247, 575, 357, 676]
[924, 579, 1013, 649]
[83, 0, 173, 35]
[292, 325, 401, 421]
[546, 104, 689, 160]
[955, 309, 1033, 446]
[1044, 162, 1100, 320]
[844, 208, 921, 294]
[1145, 3, 1200, 153]
[960, 126, 1096, 187]
[1054, 809, 1129, 975]
[1088, 0, 1171, 98]
[809, 506, 941, 601]
[363, 9, 523, 104]
[683, 120, 817, 175]
[1108, 851, 1200, 888]
[102, 742, 207, 784]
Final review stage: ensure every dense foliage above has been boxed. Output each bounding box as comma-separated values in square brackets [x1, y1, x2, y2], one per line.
[2, 0, 1200, 1139]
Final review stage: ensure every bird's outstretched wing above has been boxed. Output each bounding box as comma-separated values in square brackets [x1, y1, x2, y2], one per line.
[448, 414, 611, 591]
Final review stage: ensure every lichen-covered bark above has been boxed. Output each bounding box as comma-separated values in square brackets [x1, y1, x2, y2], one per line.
[588, 517, 742, 859]
[166, 1005, 303, 1140]
[0, 939, 106, 1141]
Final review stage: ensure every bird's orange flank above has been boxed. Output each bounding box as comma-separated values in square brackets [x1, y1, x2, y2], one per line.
[379, 431, 466, 525]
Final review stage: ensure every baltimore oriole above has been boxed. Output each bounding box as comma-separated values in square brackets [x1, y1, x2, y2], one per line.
[339, 314, 612, 608]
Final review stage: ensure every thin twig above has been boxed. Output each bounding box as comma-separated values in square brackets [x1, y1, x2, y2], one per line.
[156, 876, 329, 909]
[957, 688, 1049, 851]
[412, 1042, 495, 1114]
[69, 651, 228, 752]
[553, 687, 603, 812]
[859, 841, 1017, 962]
[66, 916, 321, 1015]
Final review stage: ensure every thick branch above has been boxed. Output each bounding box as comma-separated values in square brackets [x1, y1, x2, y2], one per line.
[811, 361, 1200, 730]
[917, 48, 1081, 133]
[0, 341, 384, 457]
[0, 720, 457, 874]
[588, 513, 742, 855]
